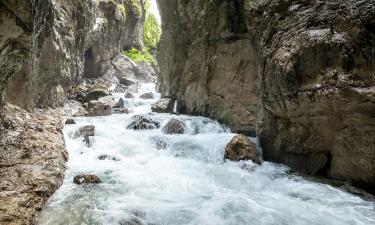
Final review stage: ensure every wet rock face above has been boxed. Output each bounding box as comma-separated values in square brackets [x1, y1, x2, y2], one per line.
[224, 134, 262, 165]
[157, 0, 375, 189]
[151, 98, 174, 113]
[0, 104, 67, 225]
[162, 119, 185, 134]
[127, 115, 160, 130]
[0, 0, 146, 109]
[73, 175, 102, 185]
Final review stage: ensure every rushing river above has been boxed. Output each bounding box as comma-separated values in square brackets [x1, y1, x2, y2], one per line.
[38, 83, 375, 225]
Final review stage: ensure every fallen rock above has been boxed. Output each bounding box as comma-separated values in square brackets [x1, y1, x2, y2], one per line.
[127, 115, 160, 130]
[119, 77, 137, 86]
[84, 88, 109, 102]
[162, 119, 185, 134]
[87, 100, 112, 116]
[125, 91, 135, 98]
[73, 175, 102, 184]
[139, 92, 154, 99]
[151, 98, 174, 113]
[224, 134, 262, 165]
[65, 118, 76, 124]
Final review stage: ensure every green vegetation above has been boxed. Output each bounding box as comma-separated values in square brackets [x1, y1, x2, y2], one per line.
[143, 13, 161, 49]
[123, 47, 154, 64]
[118, 3, 126, 16]
[123, 0, 161, 65]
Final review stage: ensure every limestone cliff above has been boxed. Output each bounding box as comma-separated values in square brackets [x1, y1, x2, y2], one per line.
[157, 0, 375, 191]
[0, 0, 146, 224]
[0, 0, 145, 109]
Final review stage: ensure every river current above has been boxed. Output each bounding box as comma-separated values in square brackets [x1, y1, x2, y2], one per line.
[38, 83, 375, 225]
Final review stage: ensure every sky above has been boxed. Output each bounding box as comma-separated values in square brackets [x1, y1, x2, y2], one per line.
[149, 0, 161, 24]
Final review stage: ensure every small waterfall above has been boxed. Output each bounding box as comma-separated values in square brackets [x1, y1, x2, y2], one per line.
[173, 100, 178, 113]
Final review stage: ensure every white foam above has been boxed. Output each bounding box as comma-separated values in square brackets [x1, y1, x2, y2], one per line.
[38, 83, 375, 225]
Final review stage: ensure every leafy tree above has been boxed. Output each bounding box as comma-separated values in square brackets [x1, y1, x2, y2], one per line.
[143, 10, 161, 49]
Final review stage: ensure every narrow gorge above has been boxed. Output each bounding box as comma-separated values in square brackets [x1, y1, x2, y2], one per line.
[0, 0, 375, 225]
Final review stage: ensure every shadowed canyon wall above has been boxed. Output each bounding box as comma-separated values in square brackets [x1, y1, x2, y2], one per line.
[157, 0, 375, 191]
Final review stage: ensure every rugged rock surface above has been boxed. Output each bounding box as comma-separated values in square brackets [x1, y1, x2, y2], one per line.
[87, 100, 112, 117]
[127, 115, 160, 130]
[162, 119, 186, 134]
[0, 104, 67, 225]
[224, 134, 262, 165]
[0, 0, 146, 109]
[151, 98, 174, 113]
[157, 0, 375, 190]
[73, 175, 102, 185]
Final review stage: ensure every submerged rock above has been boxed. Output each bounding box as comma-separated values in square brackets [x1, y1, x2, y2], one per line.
[127, 115, 160, 130]
[65, 118, 76, 124]
[87, 100, 112, 117]
[140, 92, 154, 99]
[73, 175, 102, 185]
[151, 98, 174, 113]
[224, 134, 262, 165]
[113, 108, 130, 114]
[98, 155, 120, 161]
[162, 119, 185, 134]
[116, 98, 125, 108]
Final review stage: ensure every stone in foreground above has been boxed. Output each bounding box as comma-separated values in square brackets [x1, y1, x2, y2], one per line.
[127, 115, 160, 130]
[162, 118, 185, 134]
[151, 98, 174, 113]
[224, 134, 262, 165]
[73, 175, 102, 184]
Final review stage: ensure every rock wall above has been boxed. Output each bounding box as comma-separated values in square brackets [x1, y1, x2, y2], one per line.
[0, 0, 146, 224]
[0, 0, 145, 109]
[157, 0, 375, 191]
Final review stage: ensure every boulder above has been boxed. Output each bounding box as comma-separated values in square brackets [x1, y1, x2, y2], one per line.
[74, 125, 95, 139]
[151, 98, 174, 113]
[127, 115, 160, 130]
[125, 91, 135, 98]
[119, 77, 137, 86]
[84, 88, 109, 102]
[162, 119, 185, 134]
[224, 134, 262, 165]
[140, 92, 154, 99]
[65, 118, 76, 125]
[73, 175, 102, 185]
[87, 100, 112, 116]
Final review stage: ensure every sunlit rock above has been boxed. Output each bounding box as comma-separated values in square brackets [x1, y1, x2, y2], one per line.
[224, 134, 262, 165]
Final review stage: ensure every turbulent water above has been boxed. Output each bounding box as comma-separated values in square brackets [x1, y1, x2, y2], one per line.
[39, 83, 375, 225]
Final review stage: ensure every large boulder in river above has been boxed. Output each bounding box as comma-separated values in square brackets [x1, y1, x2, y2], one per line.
[73, 175, 102, 185]
[119, 77, 137, 86]
[87, 100, 112, 117]
[74, 125, 95, 147]
[127, 115, 160, 130]
[162, 119, 185, 134]
[224, 134, 262, 165]
[151, 98, 174, 113]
